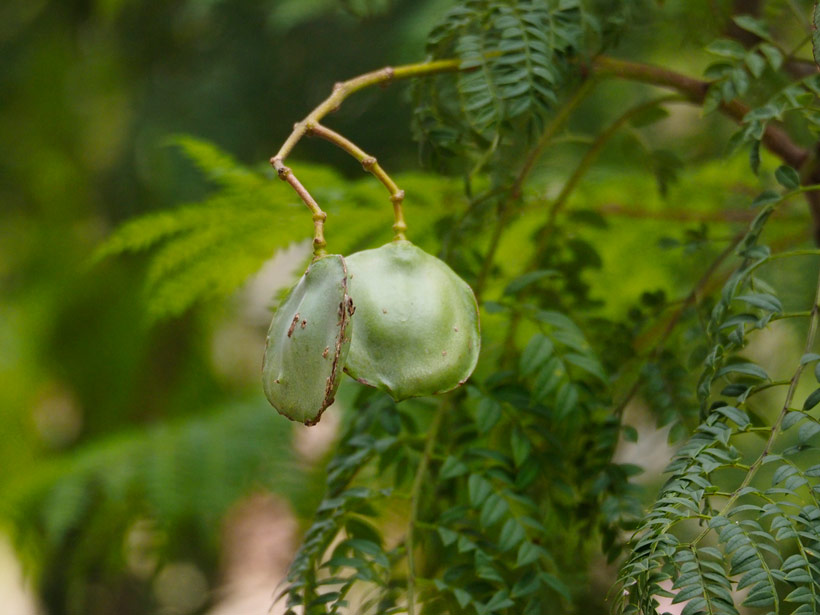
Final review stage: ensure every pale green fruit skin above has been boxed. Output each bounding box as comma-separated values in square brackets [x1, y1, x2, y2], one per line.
[344, 240, 480, 401]
[262, 255, 353, 425]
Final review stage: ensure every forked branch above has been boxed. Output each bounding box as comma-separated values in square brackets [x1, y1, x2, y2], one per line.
[270, 59, 461, 252]
[306, 123, 407, 239]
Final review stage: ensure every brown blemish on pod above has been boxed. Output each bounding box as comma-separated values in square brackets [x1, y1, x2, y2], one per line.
[287, 313, 300, 338]
[301, 319, 307, 329]
[309, 258, 353, 426]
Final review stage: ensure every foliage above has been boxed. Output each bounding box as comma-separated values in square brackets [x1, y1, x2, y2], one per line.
[6, 1, 820, 615]
[94, 136, 460, 320]
[2, 400, 312, 612]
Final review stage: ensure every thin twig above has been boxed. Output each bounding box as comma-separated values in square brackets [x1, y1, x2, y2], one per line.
[274, 164, 328, 255]
[533, 94, 683, 256]
[474, 80, 596, 301]
[307, 122, 407, 239]
[511, 78, 598, 200]
[612, 230, 746, 418]
[270, 58, 463, 252]
[406, 401, 447, 615]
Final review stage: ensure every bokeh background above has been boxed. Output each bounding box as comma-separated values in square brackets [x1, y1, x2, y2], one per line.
[3, 1, 819, 614]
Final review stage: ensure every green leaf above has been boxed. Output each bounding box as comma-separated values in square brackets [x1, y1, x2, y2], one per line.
[480, 493, 509, 528]
[744, 51, 766, 78]
[517, 541, 543, 567]
[735, 293, 782, 312]
[476, 397, 503, 434]
[440, 456, 469, 480]
[539, 572, 571, 601]
[732, 15, 773, 42]
[468, 474, 493, 507]
[454, 588, 473, 608]
[629, 106, 670, 127]
[511, 571, 540, 598]
[520, 334, 555, 376]
[715, 362, 769, 380]
[800, 352, 820, 365]
[799, 420, 820, 443]
[511, 427, 532, 467]
[563, 353, 608, 383]
[804, 388, 820, 411]
[484, 589, 515, 611]
[555, 382, 579, 419]
[751, 189, 781, 207]
[504, 270, 560, 295]
[775, 165, 800, 189]
[498, 518, 526, 551]
[714, 406, 750, 428]
[706, 38, 746, 59]
[438, 527, 459, 547]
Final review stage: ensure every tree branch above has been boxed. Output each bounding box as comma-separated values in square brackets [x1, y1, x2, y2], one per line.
[306, 122, 407, 239]
[270, 58, 463, 251]
[589, 55, 809, 168]
[589, 55, 820, 242]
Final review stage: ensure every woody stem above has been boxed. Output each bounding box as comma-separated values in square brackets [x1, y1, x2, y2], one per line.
[306, 122, 407, 240]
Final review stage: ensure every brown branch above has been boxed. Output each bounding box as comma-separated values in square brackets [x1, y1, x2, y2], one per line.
[306, 123, 407, 239]
[270, 58, 463, 252]
[590, 55, 820, 242]
[274, 165, 327, 255]
[590, 55, 809, 169]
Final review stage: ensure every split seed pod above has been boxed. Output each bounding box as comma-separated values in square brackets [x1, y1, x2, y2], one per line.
[262, 255, 354, 425]
[344, 240, 480, 401]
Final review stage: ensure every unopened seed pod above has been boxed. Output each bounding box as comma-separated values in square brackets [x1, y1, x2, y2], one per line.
[344, 240, 480, 401]
[262, 255, 354, 425]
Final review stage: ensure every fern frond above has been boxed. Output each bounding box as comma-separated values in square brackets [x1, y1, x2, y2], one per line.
[96, 137, 460, 320]
[2, 400, 306, 563]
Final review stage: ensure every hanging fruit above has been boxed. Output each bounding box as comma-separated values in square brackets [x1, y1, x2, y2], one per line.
[262, 255, 354, 425]
[343, 240, 480, 401]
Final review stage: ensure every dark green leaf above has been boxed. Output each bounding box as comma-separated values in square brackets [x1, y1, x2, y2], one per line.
[468, 474, 492, 507]
[540, 572, 571, 601]
[511, 427, 532, 467]
[804, 388, 820, 411]
[504, 270, 560, 295]
[732, 15, 773, 42]
[476, 397, 503, 434]
[715, 362, 768, 380]
[438, 527, 458, 547]
[775, 165, 800, 189]
[520, 334, 555, 376]
[440, 456, 469, 480]
[564, 353, 608, 383]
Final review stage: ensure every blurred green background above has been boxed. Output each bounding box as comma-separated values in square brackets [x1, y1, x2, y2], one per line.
[2, 0, 818, 613]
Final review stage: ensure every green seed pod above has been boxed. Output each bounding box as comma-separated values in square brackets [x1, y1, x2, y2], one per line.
[344, 240, 480, 401]
[262, 255, 354, 425]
